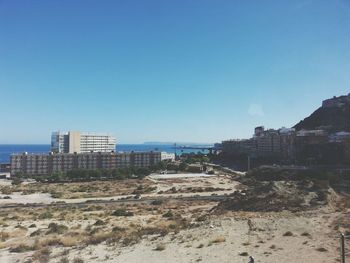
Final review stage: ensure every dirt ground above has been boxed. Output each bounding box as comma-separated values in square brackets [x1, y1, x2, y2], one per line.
[0, 173, 348, 263]
[0, 174, 237, 205]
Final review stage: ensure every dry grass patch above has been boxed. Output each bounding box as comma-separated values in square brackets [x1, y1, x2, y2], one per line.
[85, 232, 114, 245]
[31, 247, 51, 263]
[73, 257, 84, 263]
[36, 237, 63, 249]
[210, 236, 226, 244]
[0, 231, 10, 242]
[60, 236, 81, 247]
[59, 257, 69, 263]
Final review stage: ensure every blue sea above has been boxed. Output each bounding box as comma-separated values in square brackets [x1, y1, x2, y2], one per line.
[0, 144, 212, 164]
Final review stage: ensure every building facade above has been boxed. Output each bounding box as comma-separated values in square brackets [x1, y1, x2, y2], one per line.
[10, 151, 162, 176]
[51, 131, 116, 153]
[221, 126, 297, 159]
[221, 139, 256, 155]
[160, 152, 176, 161]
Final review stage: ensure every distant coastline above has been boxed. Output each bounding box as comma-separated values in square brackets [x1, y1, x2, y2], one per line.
[143, 142, 214, 145]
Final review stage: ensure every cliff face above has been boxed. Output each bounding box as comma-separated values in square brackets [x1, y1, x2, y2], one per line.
[294, 95, 350, 132]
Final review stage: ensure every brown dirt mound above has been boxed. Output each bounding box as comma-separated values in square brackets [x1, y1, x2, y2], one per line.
[216, 179, 329, 212]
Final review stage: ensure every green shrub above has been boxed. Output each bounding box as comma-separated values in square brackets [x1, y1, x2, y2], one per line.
[47, 223, 68, 234]
[9, 244, 34, 253]
[94, 219, 105, 226]
[112, 209, 133, 217]
[39, 211, 53, 219]
[162, 210, 174, 218]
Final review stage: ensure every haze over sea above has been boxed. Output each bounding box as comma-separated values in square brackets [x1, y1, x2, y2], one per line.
[0, 144, 212, 163]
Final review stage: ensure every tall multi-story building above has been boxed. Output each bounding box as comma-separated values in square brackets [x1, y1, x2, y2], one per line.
[221, 139, 256, 155]
[51, 131, 116, 153]
[255, 129, 278, 156]
[10, 151, 162, 176]
[279, 127, 296, 160]
[221, 126, 297, 159]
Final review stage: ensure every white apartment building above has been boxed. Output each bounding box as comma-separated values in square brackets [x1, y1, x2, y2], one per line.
[161, 152, 175, 161]
[51, 131, 116, 153]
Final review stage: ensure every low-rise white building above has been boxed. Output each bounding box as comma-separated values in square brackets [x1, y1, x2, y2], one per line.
[161, 152, 175, 161]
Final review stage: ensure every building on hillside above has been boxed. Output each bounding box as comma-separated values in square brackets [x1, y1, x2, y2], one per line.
[10, 151, 162, 176]
[295, 129, 329, 164]
[255, 129, 281, 157]
[329, 131, 350, 143]
[279, 127, 296, 160]
[322, 94, 350, 108]
[51, 131, 116, 153]
[254, 126, 265, 137]
[296, 129, 328, 145]
[221, 139, 256, 155]
[221, 127, 296, 158]
[220, 124, 350, 165]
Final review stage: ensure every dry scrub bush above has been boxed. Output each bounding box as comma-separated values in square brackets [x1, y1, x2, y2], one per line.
[73, 257, 84, 263]
[85, 232, 113, 245]
[283, 231, 293, 237]
[155, 243, 166, 251]
[47, 223, 68, 234]
[60, 236, 80, 247]
[59, 257, 69, 263]
[9, 244, 35, 253]
[31, 248, 51, 263]
[197, 243, 204, 248]
[0, 231, 10, 241]
[36, 237, 63, 249]
[210, 236, 226, 244]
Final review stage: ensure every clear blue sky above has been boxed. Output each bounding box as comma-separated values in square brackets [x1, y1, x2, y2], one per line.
[1, 0, 350, 144]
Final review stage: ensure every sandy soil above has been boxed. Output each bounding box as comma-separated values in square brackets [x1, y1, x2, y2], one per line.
[0, 173, 345, 263]
[149, 173, 215, 179]
[0, 180, 11, 186]
[0, 174, 238, 205]
[45, 209, 339, 263]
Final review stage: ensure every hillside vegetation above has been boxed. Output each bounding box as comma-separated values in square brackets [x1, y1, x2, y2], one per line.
[294, 101, 350, 132]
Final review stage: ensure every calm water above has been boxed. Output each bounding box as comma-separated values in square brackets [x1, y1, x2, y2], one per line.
[0, 144, 212, 163]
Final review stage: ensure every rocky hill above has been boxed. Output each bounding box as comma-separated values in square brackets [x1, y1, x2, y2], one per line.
[294, 94, 350, 132]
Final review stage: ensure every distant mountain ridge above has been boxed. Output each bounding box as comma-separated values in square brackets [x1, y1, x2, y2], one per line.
[294, 94, 350, 132]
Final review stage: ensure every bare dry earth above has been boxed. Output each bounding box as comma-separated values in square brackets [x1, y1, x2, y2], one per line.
[0, 202, 343, 263]
[0, 174, 348, 263]
[0, 174, 237, 205]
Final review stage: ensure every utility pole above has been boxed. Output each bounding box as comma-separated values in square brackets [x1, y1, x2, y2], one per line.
[341, 233, 346, 263]
[247, 155, 251, 171]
